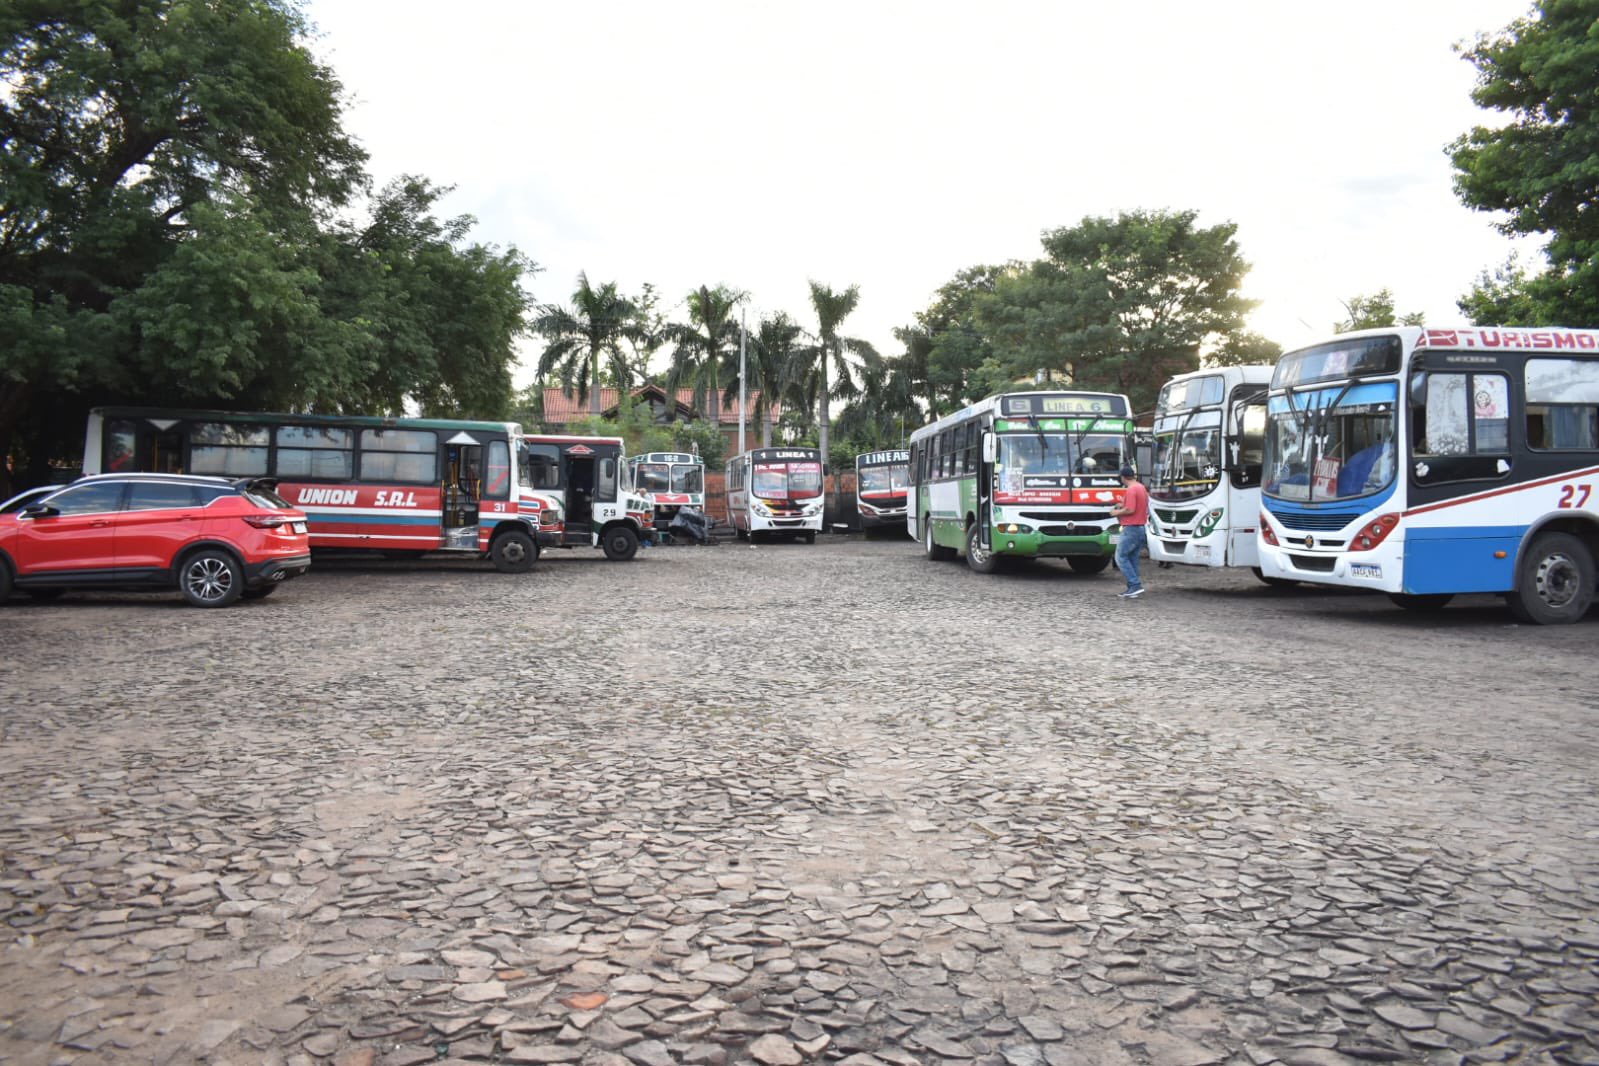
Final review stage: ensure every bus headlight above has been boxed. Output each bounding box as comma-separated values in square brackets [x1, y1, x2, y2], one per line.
[1350, 513, 1401, 551]
[752, 502, 772, 517]
[803, 503, 821, 516]
[1001, 523, 1034, 534]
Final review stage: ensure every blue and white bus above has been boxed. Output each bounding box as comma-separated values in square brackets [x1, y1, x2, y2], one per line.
[1257, 326, 1599, 623]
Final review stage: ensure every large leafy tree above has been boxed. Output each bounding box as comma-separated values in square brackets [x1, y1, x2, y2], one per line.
[665, 284, 743, 427]
[1450, 0, 1599, 326]
[977, 210, 1256, 412]
[533, 273, 643, 417]
[803, 281, 880, 463]
[0, 0, 532, 493]
[896, 265, 1007, 418]
[1333, 289, 1425, 334]
[832, 356, 921, 452]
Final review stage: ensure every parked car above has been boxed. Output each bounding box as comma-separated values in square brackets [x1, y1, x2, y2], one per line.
[0, 486, 61, 514]
[0, 473, 311, 607]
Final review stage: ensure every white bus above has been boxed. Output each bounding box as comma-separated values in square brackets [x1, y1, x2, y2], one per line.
[626, 451, 706, 525]
[1257, 326, 1599, 623]
[909, 390, 1135, 574]
[1148, 365, 1274, 574]
[83, 407, 562, 572]
[517, 433, 655, 560]
[855, 449, 909, 535]
[724, 447, 825, 543]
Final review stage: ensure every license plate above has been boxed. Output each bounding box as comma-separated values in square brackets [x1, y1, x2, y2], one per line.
[1350, 563, 1381, 579]
[1191, 544, 1211, 560]
[1108, 534, 1120, 545]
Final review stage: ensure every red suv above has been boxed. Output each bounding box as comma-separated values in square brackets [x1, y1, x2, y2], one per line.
[0, 474, 311, 607]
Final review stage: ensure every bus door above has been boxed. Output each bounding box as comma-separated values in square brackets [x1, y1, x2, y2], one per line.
[565, 450, 596, 536]
[443, 435, 483, 549]
[978, 429, 995, 551]
[104, 418, 185, 473]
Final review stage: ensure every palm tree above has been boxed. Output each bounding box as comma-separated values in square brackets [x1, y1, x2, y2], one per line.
[729, 311, 804, 448]
[533, 273, 643, 418]
[834, 356, 922, 448]
[665, 285, 744, 431]
[805, 281, 881, 462]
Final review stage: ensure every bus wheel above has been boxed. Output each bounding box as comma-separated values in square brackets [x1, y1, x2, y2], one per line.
[1388, 593, 1454, 611]
[1068, 555, 1111, 575]
[491, 530, 538, 573]
[924, 517, 953, 561]
[965, 524, 999, 574]
[603, 526, 639, 561]
[1508, 532, 1594, 624]
[804, 532, 816, 544]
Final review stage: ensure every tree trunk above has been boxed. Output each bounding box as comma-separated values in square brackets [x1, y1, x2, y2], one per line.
[590, 346, 602, 417]
[817, 344, 831, 464]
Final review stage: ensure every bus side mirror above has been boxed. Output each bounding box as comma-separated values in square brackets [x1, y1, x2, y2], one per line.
[982, 431, 996, 463]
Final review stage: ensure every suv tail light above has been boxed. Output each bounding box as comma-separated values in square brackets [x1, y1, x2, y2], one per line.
[243, 515, 293, 529]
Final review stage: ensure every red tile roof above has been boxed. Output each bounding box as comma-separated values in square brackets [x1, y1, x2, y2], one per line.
[542, 385, 781, 425]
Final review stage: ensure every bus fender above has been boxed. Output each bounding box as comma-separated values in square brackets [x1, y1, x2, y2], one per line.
[1512, 510, 1599, 587]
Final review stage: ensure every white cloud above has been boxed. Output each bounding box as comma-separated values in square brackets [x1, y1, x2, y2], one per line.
[304, 0, 1538, 382]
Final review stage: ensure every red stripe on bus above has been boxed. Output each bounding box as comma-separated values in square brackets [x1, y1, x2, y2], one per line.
[1403, 463, 1599, 517]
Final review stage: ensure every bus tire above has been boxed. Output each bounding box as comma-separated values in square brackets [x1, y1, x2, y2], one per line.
[1507, 532, 1594, 625]
[1068, 555, 1111, 575]
[602, 525, 639, 561]
[804, 531, 816, 544]
[179, 548, 244, 608]
[1252, 567, 1299, 588]
[965, 523, 999, 574]
[924, 516, 953, 561]
[1387, 593, 1454, 612]
[491, 530, 538, 573]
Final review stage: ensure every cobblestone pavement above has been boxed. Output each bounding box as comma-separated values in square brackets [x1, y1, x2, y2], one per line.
[1, 536, 1596, 1066]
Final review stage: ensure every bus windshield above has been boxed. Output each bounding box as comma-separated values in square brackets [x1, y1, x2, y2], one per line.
[753, 461, 822, 499]
[672, 465, 704, 493]
[1000, 432, 1127, 475]
[520, 444, 562, 489]
[1264, 381, 1398, 502]
[636, 463, 671, 492]
[859, 465, 908, 494]
[1152, 417, 1222, 502]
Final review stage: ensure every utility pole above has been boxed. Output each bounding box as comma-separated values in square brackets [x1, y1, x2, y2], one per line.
[738, 308, 747, 457]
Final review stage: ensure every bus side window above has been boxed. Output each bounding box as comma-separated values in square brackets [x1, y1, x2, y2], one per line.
[1411, 371, 1510, 483]
[598, 457, 617, 501]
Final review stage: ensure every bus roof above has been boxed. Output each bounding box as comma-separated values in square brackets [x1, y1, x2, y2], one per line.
[909, 389, 1130, 443]
[519, 433, 625, 447]
[90, 406, 519, 435]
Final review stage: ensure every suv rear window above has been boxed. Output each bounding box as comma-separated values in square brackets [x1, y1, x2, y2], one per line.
[242, 486, 294, 510]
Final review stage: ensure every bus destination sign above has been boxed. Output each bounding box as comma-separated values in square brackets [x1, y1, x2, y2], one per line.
[858, 450, 908, 466]
[1002, 393, 1124, 417]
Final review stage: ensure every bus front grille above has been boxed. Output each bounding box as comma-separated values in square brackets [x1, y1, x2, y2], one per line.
[1287, 553, 1337, 572]
[1039, 525, 1108, 537]
[1022, 511, 1108, 523]
[1273, 510, 1359, 532]
[1155, 508, 1199, 524]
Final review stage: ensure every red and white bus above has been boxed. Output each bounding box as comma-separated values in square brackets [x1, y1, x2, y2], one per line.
[83, 408, 562, 571]
[855, 449, 910, 535]
[625, 451, 706, 525]
[518, 434, 656, 560]
[724, 447, 825, 543]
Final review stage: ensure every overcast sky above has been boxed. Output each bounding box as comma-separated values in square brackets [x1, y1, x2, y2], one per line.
[303, 0, 1538, 384]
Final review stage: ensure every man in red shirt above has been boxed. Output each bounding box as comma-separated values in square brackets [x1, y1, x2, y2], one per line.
[1109, 464, 1149, 598]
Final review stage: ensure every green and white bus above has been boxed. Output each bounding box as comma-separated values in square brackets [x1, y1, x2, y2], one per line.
[908, 390, 1136, 573]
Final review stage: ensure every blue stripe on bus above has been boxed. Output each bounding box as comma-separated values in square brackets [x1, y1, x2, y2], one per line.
[1264, 481, 1398, 519]
[1402, 524, 1525, 595]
